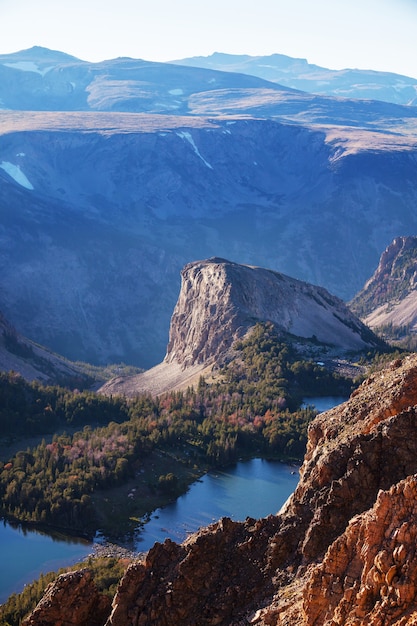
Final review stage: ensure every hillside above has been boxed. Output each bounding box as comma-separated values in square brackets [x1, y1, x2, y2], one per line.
[0, 308, 94, 386]
[21, 353, 417, 625]
[99, 258, 382, 397]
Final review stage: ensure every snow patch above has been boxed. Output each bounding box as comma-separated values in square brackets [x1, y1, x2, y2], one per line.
[3, 61, 53, 76]
[169, 88, 183, 96]
[177, 131, 213, 169]
[0, 161, 34, 190]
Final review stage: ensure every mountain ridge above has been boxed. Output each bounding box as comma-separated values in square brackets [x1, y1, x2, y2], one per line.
[1, 47, 417, 366]
[171, 51, 417, 105]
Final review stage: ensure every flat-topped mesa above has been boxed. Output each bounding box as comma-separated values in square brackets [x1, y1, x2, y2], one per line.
[164, 257, 381, 367]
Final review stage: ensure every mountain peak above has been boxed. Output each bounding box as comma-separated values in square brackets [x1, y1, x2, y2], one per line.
[165, 258, 381, 368]
[350, 235, 417, 335]
[99, 259, 381, 397]
[0, 46, 81, 64]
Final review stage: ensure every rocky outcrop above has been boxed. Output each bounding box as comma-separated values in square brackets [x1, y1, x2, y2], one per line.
[165, 258, 381, 367]
[350, 236, 417, 337]
[26, 354, 417, 625]
[99, 257, 381, 396]
[303, 475, 417, 626]
[22, 569, 111, 626]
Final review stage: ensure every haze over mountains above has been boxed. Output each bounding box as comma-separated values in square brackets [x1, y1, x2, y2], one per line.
[1, 47, 417, 367]
[172, 52, 417, 106]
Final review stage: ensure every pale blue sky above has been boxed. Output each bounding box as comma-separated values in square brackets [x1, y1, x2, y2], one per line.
[1, 0, 417, 78]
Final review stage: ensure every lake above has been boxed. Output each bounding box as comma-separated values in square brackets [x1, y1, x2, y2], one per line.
[131, 458, 299, 551]
[303, 396, 348, 413]
[0, 458, 299, 603]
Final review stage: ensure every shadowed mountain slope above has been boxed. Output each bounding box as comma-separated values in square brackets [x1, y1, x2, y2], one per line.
[0, 308, 92, 385]
[1, 48, 417, 366]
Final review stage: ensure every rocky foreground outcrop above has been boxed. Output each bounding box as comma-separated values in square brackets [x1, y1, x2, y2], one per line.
[100, 258, 381, 396]
[25, 353, 417, 625]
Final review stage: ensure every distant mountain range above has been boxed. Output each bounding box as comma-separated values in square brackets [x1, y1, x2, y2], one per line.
[1, 47, 417, 367]
[171, 52, 417, 106]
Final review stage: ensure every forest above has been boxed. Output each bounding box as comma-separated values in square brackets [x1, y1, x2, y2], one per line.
[0, 323, 355, 535]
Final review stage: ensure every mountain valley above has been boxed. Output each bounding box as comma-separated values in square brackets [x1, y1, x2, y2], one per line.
[15, 353, 417, 626]
[3, 46, 417, 626]
[1, 48, 417, 365]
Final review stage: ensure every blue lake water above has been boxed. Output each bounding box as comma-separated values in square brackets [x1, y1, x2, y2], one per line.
[303, 396, 348, 412]
[132, 458, 299, 551]
[0, 459, 299, 603]
[0, 521, 91, 604]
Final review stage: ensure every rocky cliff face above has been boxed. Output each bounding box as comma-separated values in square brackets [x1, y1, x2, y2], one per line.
[25, 353, 417, 625]
[165, 258, 380, 367]
[22, 569, 111, 626]
[99, 258, 380, 396]
[350, 235, 417, 338]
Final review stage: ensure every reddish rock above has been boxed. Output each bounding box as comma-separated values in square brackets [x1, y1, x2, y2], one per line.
[22, 569, 111, 626]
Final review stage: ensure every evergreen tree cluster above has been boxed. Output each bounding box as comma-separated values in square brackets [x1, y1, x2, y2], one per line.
[0, 323, 354, 534]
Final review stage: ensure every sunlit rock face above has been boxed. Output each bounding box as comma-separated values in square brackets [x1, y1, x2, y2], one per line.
[165, 258, 380, 367]
[98, 257, 381, 398]
[351, 235, 417, 339]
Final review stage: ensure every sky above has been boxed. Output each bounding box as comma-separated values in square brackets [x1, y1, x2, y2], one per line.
[1, 0, 417, 78]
